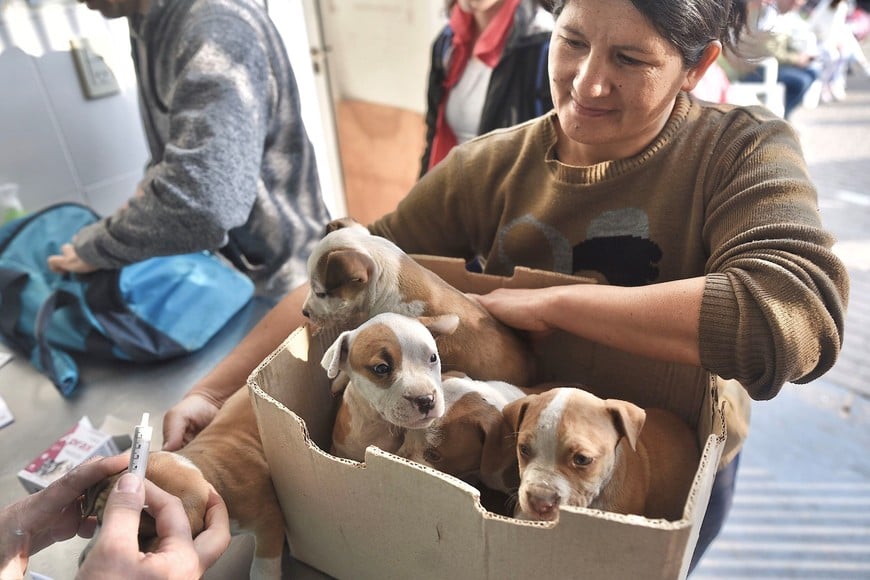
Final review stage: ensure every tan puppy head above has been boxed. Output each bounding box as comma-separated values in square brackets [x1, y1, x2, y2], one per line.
[396, 374, 523, 484]
[302, 218, 411, 333]
[505, 387, 646, 521]
[321, 313, 459, 429]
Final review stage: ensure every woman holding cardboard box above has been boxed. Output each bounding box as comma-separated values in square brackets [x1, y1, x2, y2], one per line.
[163, 0, 849, 573]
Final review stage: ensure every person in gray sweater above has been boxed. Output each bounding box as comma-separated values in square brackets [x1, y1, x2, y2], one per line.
[49, 0, 331, 299]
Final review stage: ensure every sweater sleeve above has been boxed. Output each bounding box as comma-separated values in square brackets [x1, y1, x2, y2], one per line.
[699, 111, 848, 400]
[74, 15, 271, 268]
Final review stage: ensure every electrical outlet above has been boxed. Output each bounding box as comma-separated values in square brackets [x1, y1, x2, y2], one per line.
[70, 37, 120, 100]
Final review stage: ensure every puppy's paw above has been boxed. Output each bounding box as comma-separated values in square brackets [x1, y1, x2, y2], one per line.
[143, 451, 211, 537]
[80, 452, 211, 554]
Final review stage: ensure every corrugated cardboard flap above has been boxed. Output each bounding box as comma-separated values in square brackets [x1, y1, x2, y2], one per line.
[411, 255, 594, 292]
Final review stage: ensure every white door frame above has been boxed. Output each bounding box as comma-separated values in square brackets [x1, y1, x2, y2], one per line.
[267, 0, 346, 219]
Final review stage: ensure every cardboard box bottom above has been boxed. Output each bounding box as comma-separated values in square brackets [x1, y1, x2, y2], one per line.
[249, 258, 726, 580]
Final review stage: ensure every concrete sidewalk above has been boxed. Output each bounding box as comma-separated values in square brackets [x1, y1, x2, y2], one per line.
[693, 72, 870, 578]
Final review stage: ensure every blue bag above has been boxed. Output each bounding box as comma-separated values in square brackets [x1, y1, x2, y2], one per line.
[0, 203, 254, 396]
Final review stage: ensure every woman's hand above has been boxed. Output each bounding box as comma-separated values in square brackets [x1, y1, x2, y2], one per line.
[161, 393, 222, 451]
[472, 279, 704, 367]
[76, 473, 230, 580]
[470, 287, 557, 338]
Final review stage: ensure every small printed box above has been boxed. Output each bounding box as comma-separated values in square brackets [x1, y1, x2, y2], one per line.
[18, 416, 120, 494]
[249, 257, 726, 579]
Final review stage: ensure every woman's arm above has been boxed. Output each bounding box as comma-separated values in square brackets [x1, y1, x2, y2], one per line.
[475, 277, 705, 367]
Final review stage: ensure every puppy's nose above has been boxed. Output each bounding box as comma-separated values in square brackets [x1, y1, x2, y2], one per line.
[527, 492, 559, 518]
[407, 394, 435, 415]
[302, 308, 310, 319]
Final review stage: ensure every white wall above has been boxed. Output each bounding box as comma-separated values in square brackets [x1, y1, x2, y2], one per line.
[319, 0, 445, 114]
[269, 0, 346, 218]
[0, 0, 148, 216]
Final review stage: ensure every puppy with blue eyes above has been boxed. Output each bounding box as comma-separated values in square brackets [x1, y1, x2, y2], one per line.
[502, 387, 699, 522]
[322, 312, 459, 462]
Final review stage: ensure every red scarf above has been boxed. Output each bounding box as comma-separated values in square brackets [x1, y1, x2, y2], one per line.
[428, 0, 520, 171]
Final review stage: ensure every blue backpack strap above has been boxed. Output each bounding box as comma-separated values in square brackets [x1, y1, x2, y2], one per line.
[32, 289, 81, 395]
[0, 268, 80, 395]
[0, 267, 33, 351]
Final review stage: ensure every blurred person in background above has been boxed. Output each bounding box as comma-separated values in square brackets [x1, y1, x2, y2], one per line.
[809, 0, 870, 101]
[729, 0, 821, 118]
[421, 0, 554, 176]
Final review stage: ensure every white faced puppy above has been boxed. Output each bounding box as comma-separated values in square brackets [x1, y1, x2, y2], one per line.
[504, 387, 699, 522]
[396, 373, 528, 486]
[303, 218, 536, 387]
[324, 312, 459, 461]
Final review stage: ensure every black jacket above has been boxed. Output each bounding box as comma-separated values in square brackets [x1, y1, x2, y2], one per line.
[420, 1, 553, 176]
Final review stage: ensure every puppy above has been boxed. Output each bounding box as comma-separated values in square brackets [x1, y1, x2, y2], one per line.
[396, 373, 531, 492]
[503, 387, 699, 522]
[303, 218, 536, 386]
[83, 388, 285, 579]
[324, 312, 459, 461]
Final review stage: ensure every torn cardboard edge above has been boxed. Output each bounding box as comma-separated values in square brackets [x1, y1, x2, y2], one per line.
[249, 256, 727, 580]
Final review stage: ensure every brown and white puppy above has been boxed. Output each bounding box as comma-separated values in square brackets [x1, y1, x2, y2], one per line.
[83, 388, 285, 579]
[303, 218, 536, 386]
[503, 387, 699, 522]
[396, 373, 537, 494]
[324, 312, 459, 461]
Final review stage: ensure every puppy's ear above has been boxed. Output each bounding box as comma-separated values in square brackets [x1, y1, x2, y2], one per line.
[419, 313, 460, 338]
[479, 403, 519, 493]
[323, 217, 361, 236]
[503, 395, 533, 434]
[324, 250, 375, 293]
[321, 331, 352, 379]
[606, 399, 646, 451]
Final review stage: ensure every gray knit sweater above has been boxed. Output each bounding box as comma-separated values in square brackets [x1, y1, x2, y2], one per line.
[73, 0, 331, 298]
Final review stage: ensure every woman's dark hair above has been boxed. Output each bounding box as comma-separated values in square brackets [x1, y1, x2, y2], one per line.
[548, 0, 748, 68]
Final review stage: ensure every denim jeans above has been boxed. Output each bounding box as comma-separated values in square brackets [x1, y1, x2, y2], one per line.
[742, 64, 818, 118]
[689, 453, 741, 574]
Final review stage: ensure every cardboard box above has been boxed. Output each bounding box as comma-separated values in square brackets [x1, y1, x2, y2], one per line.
[18, 416, 120, 493]
[249, 257, 726, 580]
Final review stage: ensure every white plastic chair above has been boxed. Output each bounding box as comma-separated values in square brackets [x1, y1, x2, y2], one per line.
[725, 57, 787, 117]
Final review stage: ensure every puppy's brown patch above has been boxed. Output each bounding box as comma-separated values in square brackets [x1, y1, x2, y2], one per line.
[346, 323, 402, 388]
[319, 250, 375, 297]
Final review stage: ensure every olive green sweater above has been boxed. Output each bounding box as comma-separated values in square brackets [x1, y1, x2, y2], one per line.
[371, 92, 848, 404]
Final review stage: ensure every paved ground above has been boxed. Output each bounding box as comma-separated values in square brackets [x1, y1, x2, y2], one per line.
[692, 69, 870, 578]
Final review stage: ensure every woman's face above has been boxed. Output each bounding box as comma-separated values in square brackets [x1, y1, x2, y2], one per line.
[548, 0, 710, 165]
